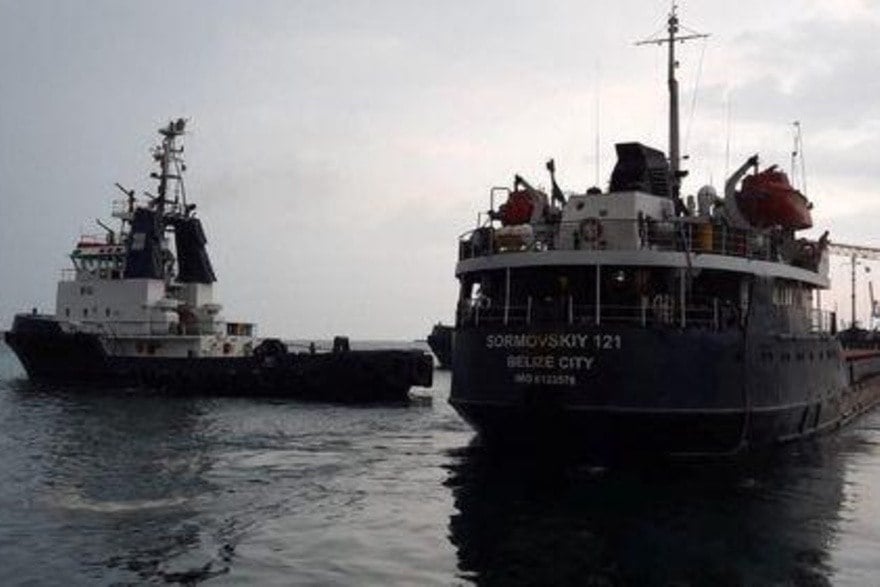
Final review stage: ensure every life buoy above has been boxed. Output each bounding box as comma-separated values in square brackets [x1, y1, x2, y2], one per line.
[476, 295, 492, 310]
[579, 218, 603, 242]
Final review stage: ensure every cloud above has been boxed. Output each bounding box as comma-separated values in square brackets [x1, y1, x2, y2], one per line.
[3, 1, 880, 336]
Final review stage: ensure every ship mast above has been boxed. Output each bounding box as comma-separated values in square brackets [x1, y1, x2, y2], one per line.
[151, 118, 188, 218]
[637, 3, 708, 201]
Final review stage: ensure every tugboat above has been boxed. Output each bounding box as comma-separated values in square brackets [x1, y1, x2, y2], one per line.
[449, 7, 880, 456]
[427, 323, 454, 369]
[4, 119, 433, 402]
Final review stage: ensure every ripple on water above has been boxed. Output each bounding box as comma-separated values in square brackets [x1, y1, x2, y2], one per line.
[4, 345, 880, 584]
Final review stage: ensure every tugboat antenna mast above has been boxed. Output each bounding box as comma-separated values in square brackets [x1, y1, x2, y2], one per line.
[636, 3, 709, 200]
[152, 118, 187, 217]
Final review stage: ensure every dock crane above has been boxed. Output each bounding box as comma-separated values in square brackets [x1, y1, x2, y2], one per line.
[827, 242, 880, 328]
[867, 279, 880, 330]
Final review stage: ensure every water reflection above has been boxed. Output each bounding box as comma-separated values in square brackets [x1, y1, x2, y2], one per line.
[0, 382, 230, 584]
[446, 441, 854, 585]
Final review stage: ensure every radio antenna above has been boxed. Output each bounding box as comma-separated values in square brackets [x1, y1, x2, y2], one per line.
[636, 2, 709, 200]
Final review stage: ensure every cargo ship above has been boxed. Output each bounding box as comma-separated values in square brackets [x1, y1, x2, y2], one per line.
[4, 119, 433, 402]
[449, 7, 880, 456]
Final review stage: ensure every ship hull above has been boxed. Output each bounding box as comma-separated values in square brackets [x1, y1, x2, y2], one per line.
[427, 324, 454, 369]
[5, 315, 433, 403]
[450, 325, 880, 457]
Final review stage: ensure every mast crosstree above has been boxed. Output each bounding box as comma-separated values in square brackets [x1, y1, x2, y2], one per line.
[636, 3, 709, 202]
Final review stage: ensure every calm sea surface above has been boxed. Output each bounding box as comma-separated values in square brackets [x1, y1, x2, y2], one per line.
[2, 340, 880, 585]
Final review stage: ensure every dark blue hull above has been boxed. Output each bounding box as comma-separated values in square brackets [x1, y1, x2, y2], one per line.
[5, 315, 433, 403]
[450, 325, 880, 456]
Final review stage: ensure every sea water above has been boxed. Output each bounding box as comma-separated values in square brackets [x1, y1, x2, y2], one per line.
[1, 340, 880, 585]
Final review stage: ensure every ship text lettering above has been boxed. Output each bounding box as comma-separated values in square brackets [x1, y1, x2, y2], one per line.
[506, 354, 594, 371]
[486, 333, 601, 350]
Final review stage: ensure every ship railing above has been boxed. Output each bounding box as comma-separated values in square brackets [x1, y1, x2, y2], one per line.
[459, 295, 737, 331]
[77, 233, 107, 244]
[60, 269, 77, 281]
[76, 318, 224, 337]
[458, 218, 800, 265]
[809, 308, 837, 334]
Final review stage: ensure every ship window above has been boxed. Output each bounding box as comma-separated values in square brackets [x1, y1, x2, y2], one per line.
[65, 308, 70, 317]
[105, 308, 111, 317]
[132, 232, 146, 251]
[83, 308, 88, 318]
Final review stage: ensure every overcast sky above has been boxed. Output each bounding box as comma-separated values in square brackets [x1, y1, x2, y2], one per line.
[2, 0, 879, 338]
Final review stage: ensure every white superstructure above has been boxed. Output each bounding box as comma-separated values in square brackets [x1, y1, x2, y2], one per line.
[53, 119, 255, 359]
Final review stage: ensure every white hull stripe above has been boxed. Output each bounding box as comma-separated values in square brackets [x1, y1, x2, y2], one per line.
[456, 250, 829, 288]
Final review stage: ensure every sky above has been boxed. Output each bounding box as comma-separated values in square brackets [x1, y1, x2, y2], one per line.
[1, 0, 879, 338]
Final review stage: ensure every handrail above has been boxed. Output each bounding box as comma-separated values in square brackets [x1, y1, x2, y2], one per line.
[457, 218, 817, 269]
[72, 317, 226, 337]
[457, 299, 835, 334]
